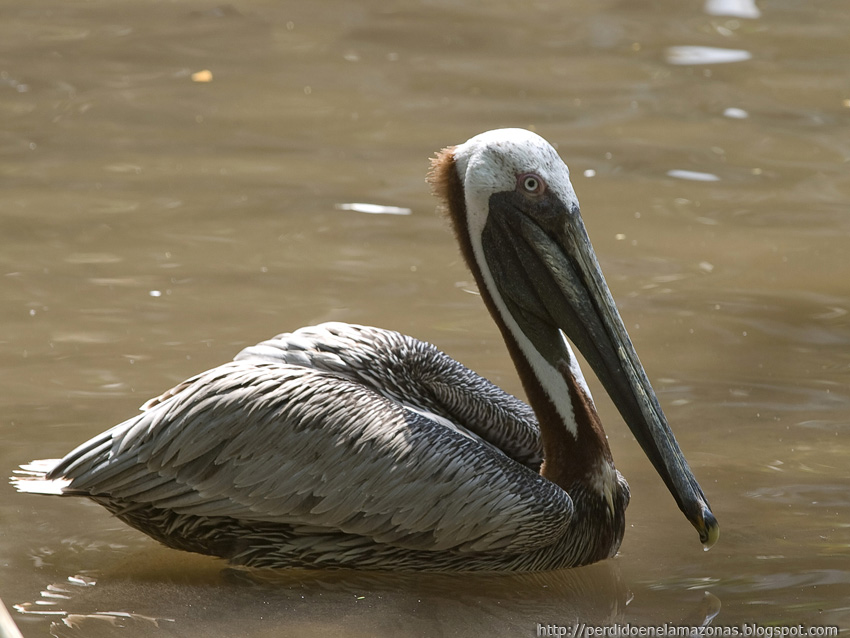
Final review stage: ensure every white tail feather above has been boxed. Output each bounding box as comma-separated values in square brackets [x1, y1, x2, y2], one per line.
[10, 459, 70, 495]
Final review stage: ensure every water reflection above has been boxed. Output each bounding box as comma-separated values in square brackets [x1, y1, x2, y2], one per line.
[667, 170, 721, 182]
[21, 559, 631, 638]
[335, 202, 413, 215]
[665, 46, 752, 65]
[703, 0, 761, 19]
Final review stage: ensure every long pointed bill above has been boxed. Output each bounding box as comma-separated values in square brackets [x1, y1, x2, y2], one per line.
[483, 191, 719, 549]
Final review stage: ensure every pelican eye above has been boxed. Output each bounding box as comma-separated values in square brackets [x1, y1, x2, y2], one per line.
[518, 173, 545, 196]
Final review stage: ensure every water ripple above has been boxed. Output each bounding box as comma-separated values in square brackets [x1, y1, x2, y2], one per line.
[666, 46, 753, 65]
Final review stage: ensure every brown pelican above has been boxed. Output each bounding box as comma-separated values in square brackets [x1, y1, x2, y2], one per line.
[13, 129, 718, 571]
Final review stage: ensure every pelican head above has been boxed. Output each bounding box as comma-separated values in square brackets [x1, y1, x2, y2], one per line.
[430, 128, 719, 550]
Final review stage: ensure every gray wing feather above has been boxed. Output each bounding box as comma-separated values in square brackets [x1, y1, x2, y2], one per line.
[52, 360, 570, 555]
[235, 323, 543, 468]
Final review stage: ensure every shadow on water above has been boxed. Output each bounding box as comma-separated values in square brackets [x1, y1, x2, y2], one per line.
[13, 555, 639, 637]
[9, 531, 730, 637]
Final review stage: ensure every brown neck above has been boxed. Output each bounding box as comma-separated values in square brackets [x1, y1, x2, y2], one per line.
[492, 322, 613, 492]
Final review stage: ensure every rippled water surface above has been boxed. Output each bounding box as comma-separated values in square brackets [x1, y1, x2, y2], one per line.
[2, 0, 849, 635]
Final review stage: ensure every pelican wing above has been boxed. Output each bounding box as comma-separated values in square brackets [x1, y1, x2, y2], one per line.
[49, 360, 570, 555]
[234, 322, 543, 469]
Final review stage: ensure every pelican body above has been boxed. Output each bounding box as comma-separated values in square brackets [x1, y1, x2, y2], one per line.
[13, 129, 718, 571]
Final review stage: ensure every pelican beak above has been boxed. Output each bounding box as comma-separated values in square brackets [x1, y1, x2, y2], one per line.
[482, 189, 719, 549]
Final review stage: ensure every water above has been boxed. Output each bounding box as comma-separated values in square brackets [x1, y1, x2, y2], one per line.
[2, 0, 849, 635]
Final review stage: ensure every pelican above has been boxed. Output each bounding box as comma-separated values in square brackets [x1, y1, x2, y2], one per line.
[13, 129, 718, 571]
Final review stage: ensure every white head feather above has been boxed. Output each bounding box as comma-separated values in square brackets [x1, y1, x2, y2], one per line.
[451, 128, 580, 240]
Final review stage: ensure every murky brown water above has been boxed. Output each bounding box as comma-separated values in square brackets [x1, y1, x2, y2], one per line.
[2, 0, 849, 635]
